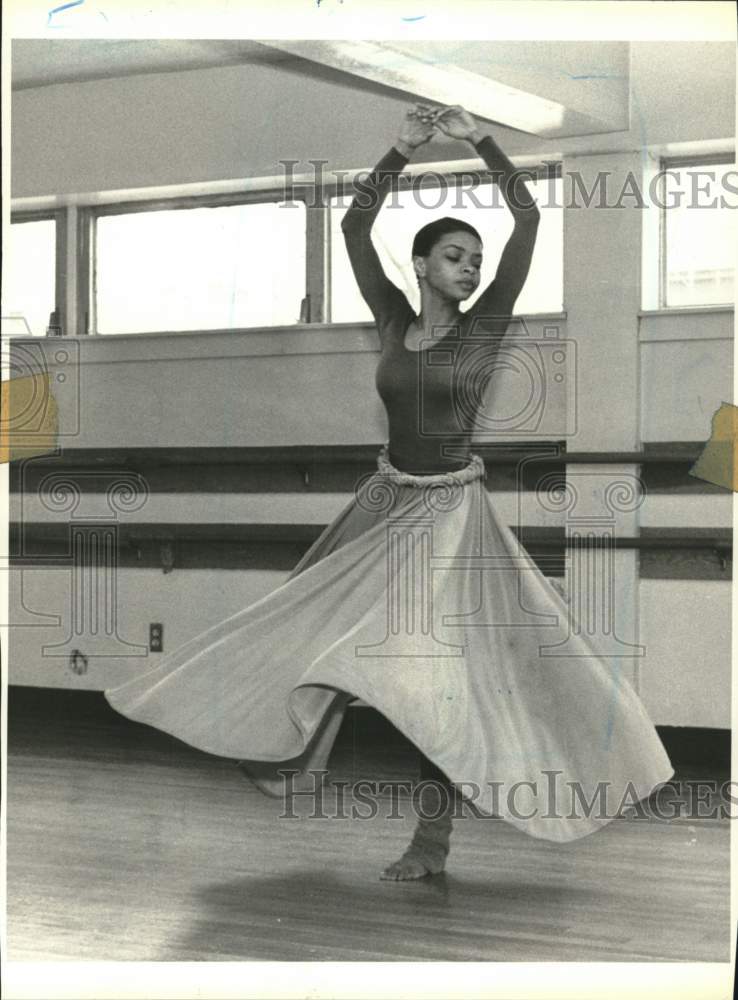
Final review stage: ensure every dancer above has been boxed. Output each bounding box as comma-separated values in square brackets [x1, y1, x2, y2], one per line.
[105, 104, 674, 882]
[340, 102, 542, 879]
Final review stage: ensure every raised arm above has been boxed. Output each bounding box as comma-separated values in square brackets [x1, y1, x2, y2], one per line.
[436, 106, 541, 317]
[341, 107, 437, 325]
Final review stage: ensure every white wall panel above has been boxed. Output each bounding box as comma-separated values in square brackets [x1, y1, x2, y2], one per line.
[639, 579, 731, 727]
[640, 339, 733, 443]
[8, 566, 286, 691]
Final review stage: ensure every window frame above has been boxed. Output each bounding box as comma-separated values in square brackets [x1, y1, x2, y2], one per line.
[8, 208, 67, 336]
[658, 152, 735, 310]
[79, 187, 314, 336]
[19, 158, 563, 338]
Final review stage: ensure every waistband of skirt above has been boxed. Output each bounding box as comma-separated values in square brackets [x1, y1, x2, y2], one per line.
[376, 443, 486, 486]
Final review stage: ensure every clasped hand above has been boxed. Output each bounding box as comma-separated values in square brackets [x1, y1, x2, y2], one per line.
[398, 103, 478, 149]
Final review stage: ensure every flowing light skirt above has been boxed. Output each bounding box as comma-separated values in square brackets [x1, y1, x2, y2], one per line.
[105, 445, 674, 843]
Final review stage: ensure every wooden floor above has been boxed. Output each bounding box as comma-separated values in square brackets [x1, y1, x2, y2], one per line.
[7, 700, 731, 963]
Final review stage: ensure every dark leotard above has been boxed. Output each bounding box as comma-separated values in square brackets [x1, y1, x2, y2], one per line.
[341, 139, 536, 474]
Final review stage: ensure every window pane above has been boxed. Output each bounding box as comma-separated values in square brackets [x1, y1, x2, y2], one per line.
[664, 162, 736, 307]
[95, 201, 306, 334]
[330, 175, 562, 322]
[3, 219, 56, 337]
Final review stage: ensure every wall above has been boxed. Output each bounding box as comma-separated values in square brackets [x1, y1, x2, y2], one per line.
[7, 317, 571, 448]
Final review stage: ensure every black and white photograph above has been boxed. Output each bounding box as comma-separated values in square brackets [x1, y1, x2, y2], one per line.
[1, 2, 736, 998]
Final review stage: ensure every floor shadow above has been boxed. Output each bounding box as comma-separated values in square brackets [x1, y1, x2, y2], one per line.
[163, 868, 601, 962]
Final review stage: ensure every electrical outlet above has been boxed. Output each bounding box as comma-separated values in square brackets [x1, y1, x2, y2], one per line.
[149, 623, 164, 652]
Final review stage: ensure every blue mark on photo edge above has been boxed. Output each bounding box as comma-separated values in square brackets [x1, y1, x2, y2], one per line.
[47, 0, 85, 26]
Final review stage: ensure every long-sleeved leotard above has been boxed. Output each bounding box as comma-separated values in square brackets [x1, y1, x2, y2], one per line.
[341, 136, 540, 472]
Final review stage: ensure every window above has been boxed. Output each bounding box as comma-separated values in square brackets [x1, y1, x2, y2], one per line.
[329, 172, 563, 322]
[93, 200, 307, 335]
[3, 217, 58, 337]
[661, 158, 736, 308]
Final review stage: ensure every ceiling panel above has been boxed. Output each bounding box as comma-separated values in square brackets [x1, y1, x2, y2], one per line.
[12, 38, 631, 137]
[11, 39, 288, 90]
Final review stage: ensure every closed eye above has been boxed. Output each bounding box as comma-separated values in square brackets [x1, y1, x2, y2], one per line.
[446, 254, 482, 268]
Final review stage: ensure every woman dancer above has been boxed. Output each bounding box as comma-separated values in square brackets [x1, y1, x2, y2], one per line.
[105, 104, 674, 881]
[339, 102, 543, 879]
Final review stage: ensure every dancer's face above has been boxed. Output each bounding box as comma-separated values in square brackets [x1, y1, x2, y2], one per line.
[413, 231, 483, 303]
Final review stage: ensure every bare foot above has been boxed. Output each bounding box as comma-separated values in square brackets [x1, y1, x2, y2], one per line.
[379, 784, 453, 880]
[380, 853, 437, 881]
